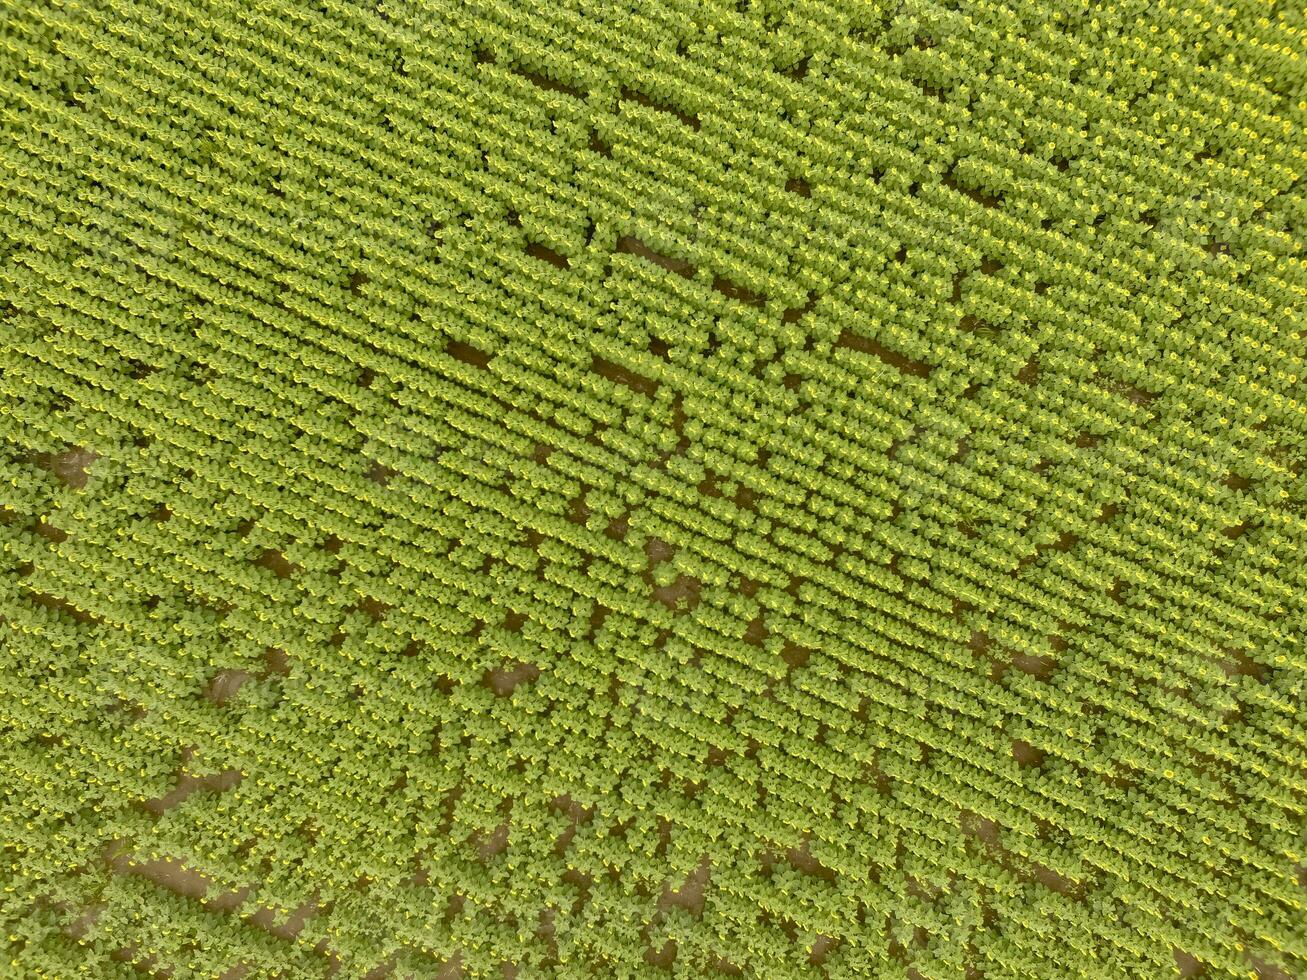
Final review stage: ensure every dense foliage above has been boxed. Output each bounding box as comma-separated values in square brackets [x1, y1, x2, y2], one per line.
[1, 0, 1304, 976]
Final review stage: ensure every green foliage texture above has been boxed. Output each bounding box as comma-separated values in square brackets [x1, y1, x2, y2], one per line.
[1, 0, 1305, 976]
